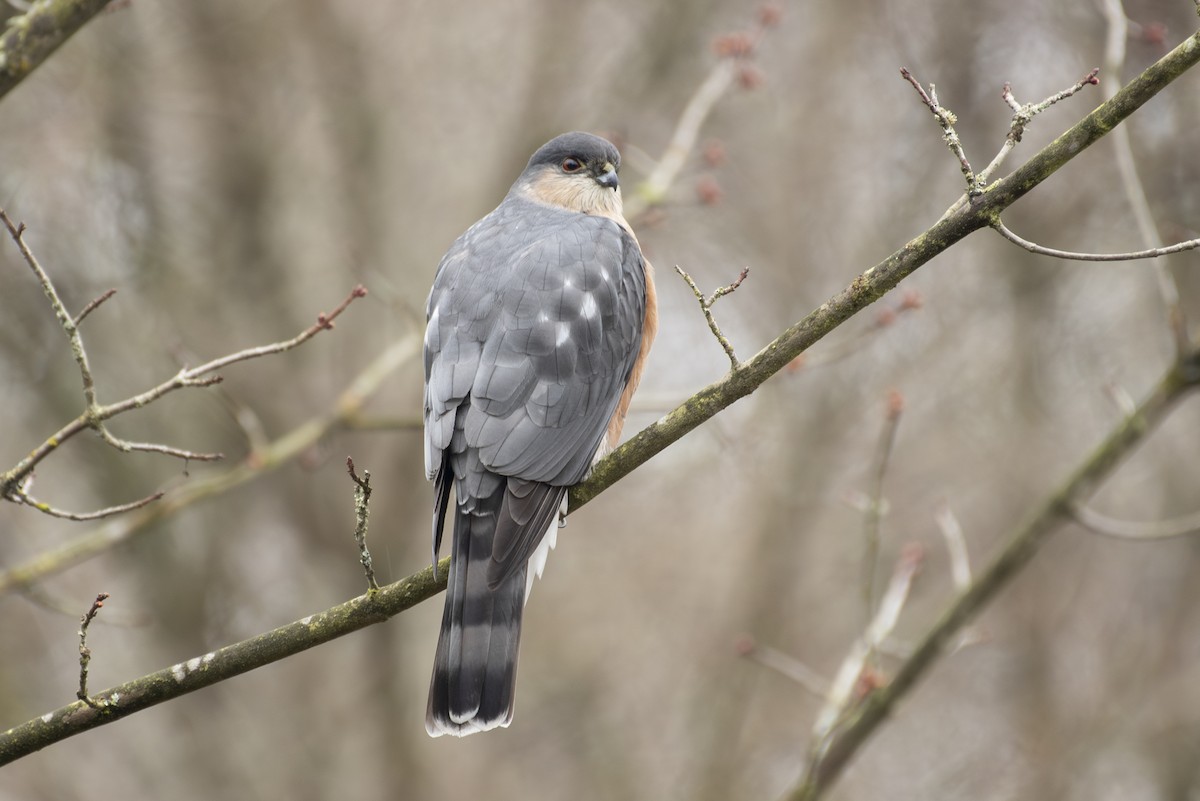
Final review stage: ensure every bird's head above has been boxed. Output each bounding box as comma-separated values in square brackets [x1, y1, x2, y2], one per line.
[515, 132, 624, 218]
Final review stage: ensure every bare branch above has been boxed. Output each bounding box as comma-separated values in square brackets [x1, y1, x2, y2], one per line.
[900, 68, 981, 197]
[736, 635, 829, 697]
[940, 68, 1101, 221]
[993, 218, 1200, 261]
[12, 488, 164, 522]
[674, 265, 749, 370]
[0, 209, 101, 407]
[346, 457, 379, 593]
[94, 427, 223, 463]
[0, 254, 368, 506]
[863, 391, 904, 621]
[1100, 0, 1190, 356]
[625, 9, 779, 221]
[0, 0, 115, 101]
[189, 285, 367, 377]
[810, 544, 924, 753]
[3, 29, 1200, 768]
[784, 351, 1200, 801]
[72, 288, 117, 326]
[77, 592, 111, 710]
[0, 333, 421, 596]
[1, 562, 450, 766]
[572, 29, 1200, 514]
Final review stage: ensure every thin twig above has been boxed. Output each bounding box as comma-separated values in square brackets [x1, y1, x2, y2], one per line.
[939, 68, 1101, 222]
[1100, 0, 1189, 357]
[900, 69, 980, 197]
[737, 635, 829, 697]
[1070, 501, 1200, 540]
[0, 231, 368, 501]
[625, 9, 777, 221]
[77, 593, 111, 710]
[190, 285, 366, 376]
[810, 544, 924, 754]
[993, 219, 1200, 261]
[863, 391, 904, 621]
[675, 265, 749, 370]
[13, 488, 164, 522]
[1, 210, 101, 408]
[346, 457, 379, 592]
[72, 288, 116, 327]
[0, 333, 421, 597]
[785, 350, 1200, 801]
[3, 31, 1200, 766]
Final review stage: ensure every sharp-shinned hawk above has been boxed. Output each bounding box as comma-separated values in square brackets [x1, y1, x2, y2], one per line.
[423, 132, 657, 737]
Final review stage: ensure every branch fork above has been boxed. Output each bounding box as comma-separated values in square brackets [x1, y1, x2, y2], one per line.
[675, 265, 750, 371]
[0, 207, 367, 522]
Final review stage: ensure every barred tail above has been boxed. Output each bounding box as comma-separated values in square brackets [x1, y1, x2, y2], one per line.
[426, 482, 526, 737]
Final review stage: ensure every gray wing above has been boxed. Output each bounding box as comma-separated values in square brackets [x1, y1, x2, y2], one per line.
[424, 197, 646, 485]
[424, 196, 646, 580]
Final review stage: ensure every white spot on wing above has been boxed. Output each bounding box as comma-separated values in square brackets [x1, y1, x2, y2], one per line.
[555, 322, 570, 346]
[581, 294, 598, 318]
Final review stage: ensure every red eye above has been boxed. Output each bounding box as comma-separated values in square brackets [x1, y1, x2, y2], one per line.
[561, 158, 583, 173]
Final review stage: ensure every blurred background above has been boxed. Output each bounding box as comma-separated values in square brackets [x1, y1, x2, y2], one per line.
[1, 0, 1199, 799]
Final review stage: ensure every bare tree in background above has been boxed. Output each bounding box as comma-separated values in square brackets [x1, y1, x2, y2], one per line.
[2, 2, 1200, 800]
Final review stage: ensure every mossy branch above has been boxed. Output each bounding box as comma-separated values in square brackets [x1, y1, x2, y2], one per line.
[1, 22, 1197, 775]
[569, 26, 1200, 512]
[0, 561, 450, 766]
[0, 0, 114, 100]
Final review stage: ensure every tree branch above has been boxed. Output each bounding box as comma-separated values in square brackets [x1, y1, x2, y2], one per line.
[0, 0, 114, 101]
[0, 564, 449, 766]
[784, 344, 1200, 801]
[993, 218, 1200, 260]
[570, 26, 1200, 513]
[0, 334, 420, 596]
[0, 220, 368, 508]
[2, 21, 1197, 775]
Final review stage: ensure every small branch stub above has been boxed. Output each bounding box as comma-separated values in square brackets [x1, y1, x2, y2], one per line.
[346, 457, 379, 593]
[77, 592, 111, 710]
[675, 265, 750, 371]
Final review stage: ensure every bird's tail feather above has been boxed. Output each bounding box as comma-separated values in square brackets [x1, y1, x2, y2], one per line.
[426, 484, 526, 738]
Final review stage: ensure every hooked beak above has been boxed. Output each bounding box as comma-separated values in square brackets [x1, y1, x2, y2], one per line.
[596, 162, 619, 190]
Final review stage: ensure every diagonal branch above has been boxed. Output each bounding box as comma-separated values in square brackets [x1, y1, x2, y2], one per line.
[784, 345, 1200, 801]
[0, 0, 115, 101]
[0, 562, 448, 766]
[1, 22, 1198, 772]
[0, 333, 420, 596]
[571, 26, 1200, 514]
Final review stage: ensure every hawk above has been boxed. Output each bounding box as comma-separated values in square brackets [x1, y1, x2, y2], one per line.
[423, 132, 657, 737]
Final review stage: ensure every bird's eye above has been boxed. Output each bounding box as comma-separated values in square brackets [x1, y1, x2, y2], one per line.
[561, 158, 583, 173]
